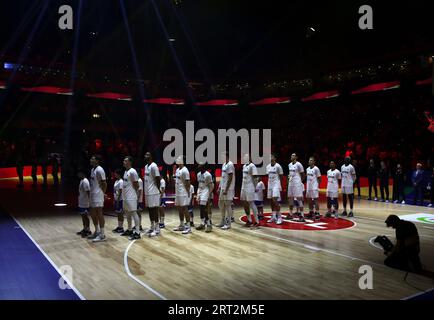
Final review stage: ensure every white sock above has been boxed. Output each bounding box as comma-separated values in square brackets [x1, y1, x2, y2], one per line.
[247, 211, 252, 223]
[132, 211, 140, 233]
[100, 227, 105, 236]
[96, 225, 100, 233]
[272, 211, 276, 220]
[250, 202, 258, 222]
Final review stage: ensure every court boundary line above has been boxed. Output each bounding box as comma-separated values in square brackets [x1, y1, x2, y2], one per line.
[124, 240, 168, 300]
[401, 287, 434, 300]
[11, 216, 86, 300]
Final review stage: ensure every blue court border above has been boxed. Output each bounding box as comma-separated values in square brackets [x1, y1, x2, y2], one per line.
[0, 207, 83, 300]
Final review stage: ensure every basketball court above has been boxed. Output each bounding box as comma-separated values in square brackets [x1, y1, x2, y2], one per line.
[1, 177, 433, 300]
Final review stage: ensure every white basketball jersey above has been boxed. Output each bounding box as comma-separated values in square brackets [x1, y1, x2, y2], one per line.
[306, 166, 321, 191]
[266, 163, 283, 190]
[242, 163, 258, 192]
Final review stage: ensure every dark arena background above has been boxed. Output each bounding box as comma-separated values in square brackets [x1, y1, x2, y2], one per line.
[0, 0, 434, 305]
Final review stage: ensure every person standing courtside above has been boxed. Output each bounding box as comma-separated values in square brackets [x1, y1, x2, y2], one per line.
[428, 167, 434, 207]
[341, 157, 356, 217]
[392, 164, 406, 204]
[240, 153, 259, 227]
[367, 159, 378, 201]
[286, 153, 305, 221]
[88, 155, 107, 242]
[143, 152, 161, 237]
[195, 163, 214, 232]
[306, 157, 321, 219]
[112, 169, 124, 233]
[121, 156, 141, 240]
[218, 151, 235, 230]
[173, 155, 192, 234]
[379, 161, 390, 203]
[412, 163, 424, 206]
[326, 161, 341, 219]
[266, 154, 284, 224]
[76, 170, 91, 237]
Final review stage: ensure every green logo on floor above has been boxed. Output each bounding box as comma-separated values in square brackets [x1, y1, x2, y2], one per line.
[398, 213, 434, 225]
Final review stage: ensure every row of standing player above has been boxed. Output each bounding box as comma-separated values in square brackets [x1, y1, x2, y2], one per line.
[213, 152, 357, 230]
[76, 151, 357, 242]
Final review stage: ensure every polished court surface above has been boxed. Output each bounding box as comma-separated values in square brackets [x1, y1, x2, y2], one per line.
[0, 178, 433, 300]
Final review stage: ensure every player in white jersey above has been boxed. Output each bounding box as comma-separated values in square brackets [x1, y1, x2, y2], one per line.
[340, 157, 357, 217]
[195, 163, 214, 232]
[112, 169, 124, 234]
[173, 156, 192, 234]
[144, 152, 162, 237]
[306, 157, 321, 220]
[218, 151, 235, 230]
[254, 177, 265, 220]
[159, 176, 166, 229]
[88, 155, 107, 242]
[121, 156, 141, 240]
[240, 154, 260, 228]
[287, 153, 306, 221]
[266, 153, 284, 224]
[326, 161, 341, 219]
[76, 170, 91, 238]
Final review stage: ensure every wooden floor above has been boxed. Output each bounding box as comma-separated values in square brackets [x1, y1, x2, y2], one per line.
[2, 183, 434, 300]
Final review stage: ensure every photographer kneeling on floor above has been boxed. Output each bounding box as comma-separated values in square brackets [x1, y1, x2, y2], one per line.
[382, 215, 422, 272]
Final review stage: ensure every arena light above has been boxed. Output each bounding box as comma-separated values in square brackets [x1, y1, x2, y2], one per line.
[143, 98, 185, 105]
[54, 203, 67, 207]
[3, 62, 15, 70]
[302, 90, 340, 101]
[21, 86, 73, 95]
[196, 99, 238, 106]
[250, 97, 291, 105]
[87, 92, 132, 101]
[351, 81, 400, 95]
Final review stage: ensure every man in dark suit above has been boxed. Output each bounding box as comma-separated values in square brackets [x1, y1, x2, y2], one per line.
[411, 163, 424, 206]
[392, 164, 406, 204]
[367, 159, 378, 200]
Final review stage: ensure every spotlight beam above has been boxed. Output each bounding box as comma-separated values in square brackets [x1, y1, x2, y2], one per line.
[0, 0, 49, 110]
[60, 0, 83, 202]
[119, 0, 157, 154]
[149, 0, 195, 105]
[0, 1, 40, 59]
[164, 0, 211, 88]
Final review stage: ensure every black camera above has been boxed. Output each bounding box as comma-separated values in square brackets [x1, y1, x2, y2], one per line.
[374, 235, 394, 254]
